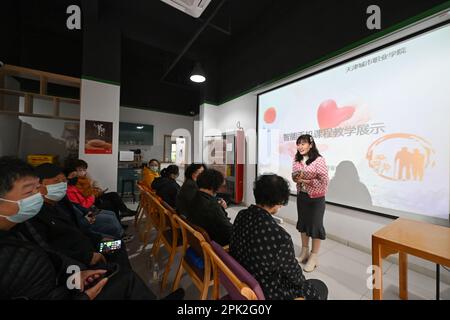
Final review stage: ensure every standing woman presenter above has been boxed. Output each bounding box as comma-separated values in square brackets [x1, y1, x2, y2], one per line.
[292, 134, 329, 272]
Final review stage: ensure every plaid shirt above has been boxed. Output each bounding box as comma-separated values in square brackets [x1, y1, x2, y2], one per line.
[292, 156, 329, 198]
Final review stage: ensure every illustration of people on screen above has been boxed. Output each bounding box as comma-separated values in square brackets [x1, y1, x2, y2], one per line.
[395, 147, 425, 181]
[367, 133, 434, 183]
[394, 147, 425, 181]
[395, 147, 412, 180]
[412, 148, 425, 181]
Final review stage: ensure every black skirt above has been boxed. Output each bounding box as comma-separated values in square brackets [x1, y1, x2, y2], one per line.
[296, 192, 326, 240]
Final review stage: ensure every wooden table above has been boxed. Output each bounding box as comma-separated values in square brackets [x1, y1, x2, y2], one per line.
[372, 218, 450, 300]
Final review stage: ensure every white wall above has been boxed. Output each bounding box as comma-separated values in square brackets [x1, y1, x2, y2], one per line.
[120, 106, 195, 164]
[79, 79, 120, 192]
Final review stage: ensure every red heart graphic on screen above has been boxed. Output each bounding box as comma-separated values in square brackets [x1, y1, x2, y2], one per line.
[317, 99, 355, 129]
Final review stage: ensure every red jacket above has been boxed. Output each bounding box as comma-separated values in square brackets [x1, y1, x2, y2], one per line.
[292, 156, 329, 198]
[67, 185, 95, 208]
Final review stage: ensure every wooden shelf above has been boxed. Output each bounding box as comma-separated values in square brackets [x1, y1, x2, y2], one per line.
[0, 64, 80, 89]
[0, 88, 79, 104]
[0, 65, 81, 121]
[0, 110, 79, 121]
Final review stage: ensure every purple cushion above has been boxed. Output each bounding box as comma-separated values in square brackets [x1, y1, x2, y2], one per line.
[210, 241, 265, 300]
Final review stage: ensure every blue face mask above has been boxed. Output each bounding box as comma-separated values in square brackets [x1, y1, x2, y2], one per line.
[0, 193, 44, 223]
[45, 182, 67, 202]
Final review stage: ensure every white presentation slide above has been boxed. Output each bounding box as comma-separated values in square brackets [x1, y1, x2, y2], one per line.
[258, 24, 450, 221]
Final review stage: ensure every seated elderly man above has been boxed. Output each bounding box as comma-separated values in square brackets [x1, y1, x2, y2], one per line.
[25, 163, 132, 269]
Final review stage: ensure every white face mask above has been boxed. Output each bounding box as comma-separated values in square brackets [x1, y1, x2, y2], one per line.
[44, 182, 67, 202]
[149, 166, 159, 172]
[0, 193, 44, 223]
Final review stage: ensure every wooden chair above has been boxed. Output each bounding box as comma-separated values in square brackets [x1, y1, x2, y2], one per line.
[148, 195, 184, 292]
[203, 241, 305, 301]
[135, 182, 150, 229]
[137, 189, 159, 245]
[202, 241, 263, 300]
[172, 214, 213, 300]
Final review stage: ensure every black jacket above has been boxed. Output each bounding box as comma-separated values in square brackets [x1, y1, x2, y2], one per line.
[152, 177, 180, 209]
[24, 198, 99, 265]
[186, 191, 232, 246]
[0, 228, 87, 300]
[176, 179, 198, 217]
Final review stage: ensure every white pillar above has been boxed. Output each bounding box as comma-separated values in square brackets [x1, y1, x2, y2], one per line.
[79, 79, 120, 191]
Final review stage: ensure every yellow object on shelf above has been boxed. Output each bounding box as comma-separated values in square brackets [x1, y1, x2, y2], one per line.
[27, 154, 58, 166]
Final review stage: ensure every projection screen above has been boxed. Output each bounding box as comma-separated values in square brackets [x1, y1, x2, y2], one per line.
[257, 23, 450, 222]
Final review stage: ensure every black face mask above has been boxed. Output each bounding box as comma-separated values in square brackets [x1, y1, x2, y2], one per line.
[68, 177, 78, 186]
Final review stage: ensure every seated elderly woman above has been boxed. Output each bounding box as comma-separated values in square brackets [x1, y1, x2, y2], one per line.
[67, 158, 136, 222]
[151, 165, 180, 209]
[176, 163, 207, 218]
[141, 159, 161, 189]
[64, 167, 126, 241]
[230, 174, 328, 300]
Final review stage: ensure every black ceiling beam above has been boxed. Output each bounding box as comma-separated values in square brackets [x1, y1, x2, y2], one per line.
[160, 0, 227, 81]
[199, 19, 231, 36]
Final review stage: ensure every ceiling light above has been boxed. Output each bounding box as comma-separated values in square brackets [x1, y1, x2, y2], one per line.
[190, 62, 206, 83]
[136, 126, 144, 130]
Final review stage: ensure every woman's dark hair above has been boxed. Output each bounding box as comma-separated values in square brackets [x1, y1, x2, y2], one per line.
[184, 163, 207, 180]
[160, 165, 179, 178]
[196, 169, 224, 192]
[294, 134, 321, 165]
[253, 174, 290, 207]
[74, 159, 88, 169]
[148, 159, 160, 168]
[0, 156, 36, 197]
[63, 166, 76, 178]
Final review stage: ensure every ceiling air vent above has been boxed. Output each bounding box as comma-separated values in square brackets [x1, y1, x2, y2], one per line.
[160, 0, 212, 18]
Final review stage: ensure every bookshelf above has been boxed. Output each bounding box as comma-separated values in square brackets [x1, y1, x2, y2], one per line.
[0, 64, 80, 121]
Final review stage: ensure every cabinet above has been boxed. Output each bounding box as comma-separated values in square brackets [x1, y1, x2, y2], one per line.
[204, 129, 245, 204]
